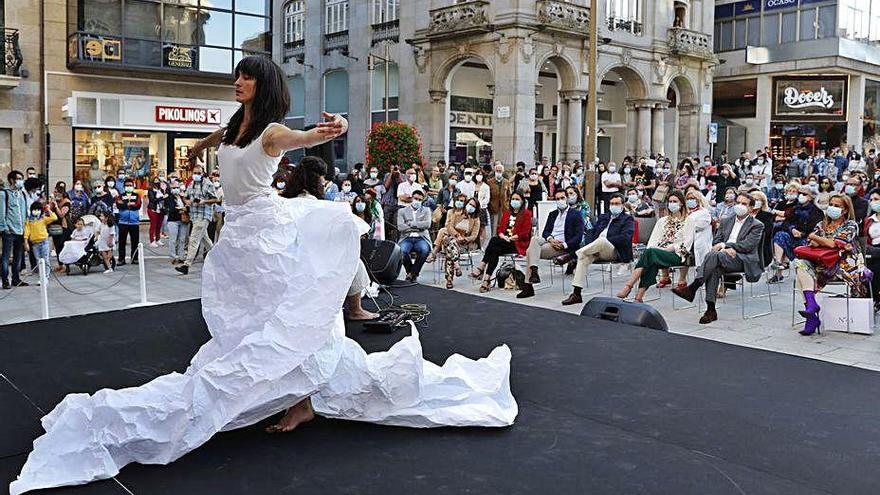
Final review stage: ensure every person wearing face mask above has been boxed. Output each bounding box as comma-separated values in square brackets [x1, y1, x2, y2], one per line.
[843, 176, 869, 231]
[863, 190, 880, 309]
[672, 193, 765, 324]
[749, 190, 776, 271]
[767, 176, 787, 206]
[793, 193, 867, 335]
[427, 195, 481, 289]
[115, 178, 143, 266]
[472, 192, 533, 292]
[207, 172, 225, 243]
[23, 201, 58, 281]
[487, 162, 511, 237]
[561, 193, 634, 305]
[396, 189, 433, 282]
[147, 179, 168, 248]
[599, 162, 622, 214]
[0, 171, 30, 288]
[676, 189, 713, 291]
[363, 166, 386, 200]
[66, 180, 91, 224]
[437, 173, 459, 212]
[351, 194, 376, 238]
[706, 164, 740, 198]
[518, 168, 547, 209]
[175, 165, 218, 275]
[472, 170, 491, 247]
[517, 190, 585, 298]
[397, 166, 426, 209]
[335, 179, 358, 204]
[714, 187, 738, 220]
[617, 190, 692, 302]
[769, 185, 823, 283]
[164, 182, 189, 265]
[114, 170, 127, 196]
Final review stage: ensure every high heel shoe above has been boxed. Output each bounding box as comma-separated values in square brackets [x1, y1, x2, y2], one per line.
[656, 278, 672, 288]
[616, 283, 633, 299]
[470, 267, 485, 279]
[800, 313, 821, 336]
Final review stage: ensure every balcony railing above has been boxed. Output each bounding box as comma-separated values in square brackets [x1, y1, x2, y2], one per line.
[427, 1, 490, 39]
[537, 0, 590, 35]
[668, 27, 713, 59]
[371, 19, 399, 46]
[607, 17, 643, 36]
[3, 28, 23, 77]
[283, 39, 305, 63]
[324, 30, 349, 54]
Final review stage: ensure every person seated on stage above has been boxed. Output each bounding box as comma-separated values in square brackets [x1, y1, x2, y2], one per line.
[672, 193, 765, 324]
[863, 189, 880, 310]
[616, 190, 691, 302]
[517, 190, 585, 299]
[561, 193, 634, 306]
[427, 195, 481, 289]
[793, 193, 868, 336]
[769, 185, 823, 283]
[397, 189, 432, 283]
[472, 192, 532, 293]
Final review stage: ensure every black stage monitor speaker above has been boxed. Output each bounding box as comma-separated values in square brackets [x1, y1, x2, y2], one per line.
[580, 296, 668, 332]
[361, 238, 402, 286]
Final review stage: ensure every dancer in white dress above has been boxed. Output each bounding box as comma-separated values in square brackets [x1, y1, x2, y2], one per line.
[11, 56, 516, 495]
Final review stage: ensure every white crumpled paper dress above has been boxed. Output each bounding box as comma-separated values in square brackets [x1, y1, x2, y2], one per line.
[11, 128, 517, 495]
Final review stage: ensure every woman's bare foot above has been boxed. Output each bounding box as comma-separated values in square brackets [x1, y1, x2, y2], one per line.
[266, 399, 314, 433]
[348, 308, 379, 321]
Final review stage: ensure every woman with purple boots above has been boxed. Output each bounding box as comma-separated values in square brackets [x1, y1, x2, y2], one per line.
[793, 193, 870, 335]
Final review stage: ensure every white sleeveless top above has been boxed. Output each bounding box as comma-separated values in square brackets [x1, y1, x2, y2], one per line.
[216, 123, 283, 207]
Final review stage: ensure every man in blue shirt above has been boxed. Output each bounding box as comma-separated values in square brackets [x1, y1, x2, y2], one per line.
[0, 170, 30, 289]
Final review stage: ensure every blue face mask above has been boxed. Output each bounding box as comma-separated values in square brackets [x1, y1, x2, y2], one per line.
[567, 196, 578, 206]
[466, 205, 476, 214]
[454, 200, 465, 209]
[411, 200, 423, 210]
[668, 202, 681, 213]
[556, 199, 568, 210]
[510, 199, 522, 210]
[609, 205, 623, 216]
[355, 202, 366, 212]
[826, 205, 843, 219]
[872, 201, 880, 213]
[845, 185, 857, 196]
[686, 199, 698, 210]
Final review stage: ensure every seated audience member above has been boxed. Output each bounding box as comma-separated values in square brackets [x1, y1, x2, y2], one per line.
[616, 191, 691, 302]
[626, 187, 654, 217]
[397, 189, 432, 282]
[767, 175, 787, 204]
[751, 189, 776, 268]
[793, 193, 868, 336]
[678, 188, 714, 289]
[561, 193, 634, 305]
[844, 175, 870, 231]
[518, 190, 585, 299]
[769, 185, 823, 283]
[363, 188, 385, 240]
[714, 187, 737, 220]
[427, 196, 480, 289]
[436, 173, 459, 210]
[472, 192, 533, 293]
[352, 195, 376, 239]
[864, 190, 880, 309]
[335, 179, 358, 204]
[673, 193, 765, 324]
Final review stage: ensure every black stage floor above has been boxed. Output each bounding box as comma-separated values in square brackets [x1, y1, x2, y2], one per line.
[3, 285, 880, 494]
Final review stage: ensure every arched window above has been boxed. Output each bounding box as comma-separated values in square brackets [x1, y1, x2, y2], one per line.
[284, 1, 305, 44]
[325, 0, 349, 34]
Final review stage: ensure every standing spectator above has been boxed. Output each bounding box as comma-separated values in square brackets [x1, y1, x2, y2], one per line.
[175, 165, 217, 275]
[397, 167, 424, 207]
[113, 170, 127, 195]
[473, 169, 491, 247]
[67, 180, 91, 223]
[23, 201, 56, 281]
[165, 183, 189, 265]
[0, 171, 29, 289]
[89, 181, 113, 216]
[381, 164, 404, 241]
[519, 168, 547, 210]
[397, 189, 432, 282]
[116, 178, 142, 265]
[863, 190, 880, 309]
[487, 161, 511, 236]
[147, 179, 167, 247]
[209, 171, 225, 243]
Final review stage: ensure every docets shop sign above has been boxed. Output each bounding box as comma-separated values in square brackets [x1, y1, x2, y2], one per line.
[773, 76, 847, 120]
[155, 106, 222, 125]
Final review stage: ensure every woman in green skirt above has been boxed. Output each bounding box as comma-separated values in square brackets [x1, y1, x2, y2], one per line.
[617, 190, 691, 302]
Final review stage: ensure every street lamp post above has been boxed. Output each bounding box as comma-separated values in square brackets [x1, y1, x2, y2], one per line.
[583, 0, 599, 210]
[367, 42, 393, 123]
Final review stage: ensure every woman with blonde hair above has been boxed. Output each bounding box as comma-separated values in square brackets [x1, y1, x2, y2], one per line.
[794, 192, 867, 335]
[617, 190, 692, 302]
[677, 187, 713, 289]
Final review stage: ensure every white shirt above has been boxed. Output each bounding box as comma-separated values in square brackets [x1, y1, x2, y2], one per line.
[396, 181, 423, 206]
[550, 207, 568, 245]
[601, 172, 621, 193]
[475, 182, 490, 208]
[726, 215, 747, 245]
[752, 162, 772, 189]
[457, 180, 476, 200]
[870, 215, 880, 245]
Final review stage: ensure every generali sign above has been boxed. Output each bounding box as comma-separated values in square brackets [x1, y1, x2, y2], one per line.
[155, 106, 222, 125]
[773, 76, 847, 120]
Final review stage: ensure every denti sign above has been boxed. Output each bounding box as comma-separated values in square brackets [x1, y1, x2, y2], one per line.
[155, 106, 222, 125]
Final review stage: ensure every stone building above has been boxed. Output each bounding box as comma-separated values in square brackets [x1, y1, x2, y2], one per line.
[276, 0, 717, 169]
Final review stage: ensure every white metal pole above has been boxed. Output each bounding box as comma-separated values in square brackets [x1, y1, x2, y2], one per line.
[138, 242, 147, 305]
[39, 258, 49, 320]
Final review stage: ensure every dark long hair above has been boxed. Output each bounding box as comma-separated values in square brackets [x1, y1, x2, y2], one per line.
[222, 56, 289, 148]
[284, 156, 327, 199]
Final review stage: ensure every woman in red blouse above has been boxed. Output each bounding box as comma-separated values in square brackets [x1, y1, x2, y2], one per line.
[471, 192, 533, 292]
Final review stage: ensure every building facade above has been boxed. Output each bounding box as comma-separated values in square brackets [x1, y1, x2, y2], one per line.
[713, 0, 880, 159]
[1, 0, 273, 188]
[275, 0, 717, 170]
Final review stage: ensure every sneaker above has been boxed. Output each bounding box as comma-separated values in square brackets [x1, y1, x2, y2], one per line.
[117, 259, 127, 266]
[175, 265, 189, 275]
[149, 241, 159, 248]
[1, 281, 9, 290]
[157, 240, 165, 246]
[104, 268, 114, 274]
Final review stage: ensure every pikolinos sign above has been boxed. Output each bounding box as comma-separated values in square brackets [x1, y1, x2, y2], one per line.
[773, 77, 847, 119]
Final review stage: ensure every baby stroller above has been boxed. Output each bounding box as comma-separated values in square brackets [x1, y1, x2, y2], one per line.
[64, 215, 112, 276]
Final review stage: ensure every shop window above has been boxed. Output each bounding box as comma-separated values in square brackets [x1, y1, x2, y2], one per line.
[74, 130, 168, 188]
[864, 79, 880, 148]
[713, 79, 757, 119]
[781, 11, 797, 44]
[80, 0, 121, 35]
[124, 0, 161, 41]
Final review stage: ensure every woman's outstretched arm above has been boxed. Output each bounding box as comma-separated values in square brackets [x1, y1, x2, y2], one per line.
[187, 128, 226, 166]
[264, 112, 348, 156]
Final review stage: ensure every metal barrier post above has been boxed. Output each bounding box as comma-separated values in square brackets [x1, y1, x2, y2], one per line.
[127, 243, 156, 307]
[39, 258, 49, 319]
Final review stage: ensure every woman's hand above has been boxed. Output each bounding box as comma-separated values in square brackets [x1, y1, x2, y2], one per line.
[316, 112, 348, 139]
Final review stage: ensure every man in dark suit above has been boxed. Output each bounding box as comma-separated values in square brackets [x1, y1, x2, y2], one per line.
[845, 175, 869, 233]
[673, 193, 765, 324]
[517, 190, 585, 298]
[561, 193, 634, 305]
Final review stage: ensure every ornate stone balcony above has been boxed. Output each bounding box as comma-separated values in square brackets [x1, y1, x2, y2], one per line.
[371, 20, 400, 46]
[537, 0, 590, 36]
[668, 27, 713, 59]
[426, 0, 491, 40]
[324, 31, 349, 55]
[283, 39, 305, 64]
